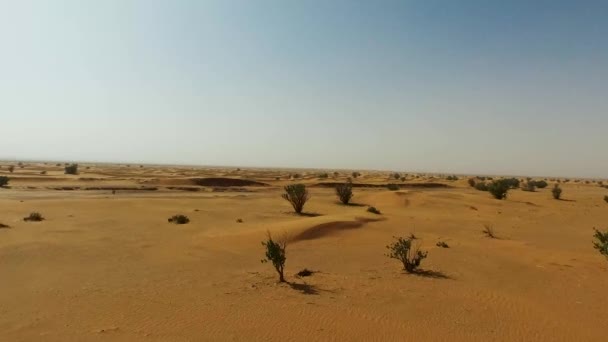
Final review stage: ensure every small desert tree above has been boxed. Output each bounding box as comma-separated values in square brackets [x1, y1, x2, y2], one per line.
[488, 180, 509, 200]
[386, 236, 428, 273]
[552, 184, 562, 200]
[521, 181, 536, 192]
[261, 232, 287, 282]
[8, 165, 15, 173]
[468, 178, 476, 187]
[282, 184, 309, 214]
[0, 176, 9, 187]
[335, 182, 354, 205]
[592, 228, 608, 261]
[64, 164, 78, 175]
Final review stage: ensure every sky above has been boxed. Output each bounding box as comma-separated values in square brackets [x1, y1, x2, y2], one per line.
[0, 1, 607, 178]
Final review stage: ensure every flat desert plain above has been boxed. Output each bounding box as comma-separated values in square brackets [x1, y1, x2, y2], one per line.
[1, 163, 607, 341]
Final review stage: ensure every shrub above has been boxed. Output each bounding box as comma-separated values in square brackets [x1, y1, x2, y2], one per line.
[335, 182, 354, 205]
[318, 173, 329, 179]
[261, 232, 287, 282]
[8, 165, 14, 173]
[387, 184, 399, 191]
[40, 171, 47, 175]
[552, 184, 562, 200]
[168, 214, 190, 224]
[446, 175, 458, 181]
[468, 178, 476, 187]
[352, 172, 360, 178]
[0, 176, 9, 187]
[393, 173, 400, 180]
[482, 224, 496, 238]
[386, 236, 428, 272]
[291, 173, 301, 179]
[24, 212, 44, 222]
[236, 218, 243, 223]
[367, 206, 381, 214]
[0, 223, 10, 229]
[604, 195, 608, 203]
[400, 177, 406, 182]
[488, 180, 509, 199]
[502, 178, 520, 189]
[282, 184, 310, 214]
[436, 241, 449, 248]
[521, 181, 536, 192]
[534, 180, 548, 189]
[333, 172, 339, 177]
[64, 164, 78, 175]
[474, 182, 488, 191]
[592, 228, 608, 261]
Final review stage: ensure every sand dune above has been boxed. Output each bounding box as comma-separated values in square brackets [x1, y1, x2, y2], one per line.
[1, 163, 607, 341]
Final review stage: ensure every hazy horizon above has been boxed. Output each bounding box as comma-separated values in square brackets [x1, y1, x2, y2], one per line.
[1, 1, 607, 178]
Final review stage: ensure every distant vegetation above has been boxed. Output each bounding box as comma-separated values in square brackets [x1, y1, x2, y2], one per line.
[282, 184, 310, 214]
[446, 175, 458, 181]
[393, 173, 400, 180]
[0, 176, 9, 187]
[387, 184, 399, 191]
[168, 214, 190, 224]
[592, 228, 608, 261]
[335, 182, 354, 205]
[8, 165, 14, 173]
[604, 195, 608, 203]
[436, 241, 449, 248]
[474, 182, 488, 191]
[64, 164, 79, 175]
[386, 236, 428, 272]
[352, 171, 361, 178]
[318, 172, 329, 179]
[468, 178, 476, 187]
[23, 212, 44, 222]
[521, 181, 536, 192]
[261, 232, 287, 282]
[552, 184, 562, 200]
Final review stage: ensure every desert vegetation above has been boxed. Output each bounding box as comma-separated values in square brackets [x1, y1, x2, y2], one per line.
[367, 206, 381, 214]
[23, 212, 44, 222]
[552, 184, 562, 199]
[261, 232, 287, 282]
[282, 184, 310, 214]
[482, 224, 497, 238]
[521, 180, 536, 192]
[386, 236, 428, 272]
[0, 176, 9, 187]
[592, 228, 608, 261]
[64, 164, 79, 175]
[335, 182, 354, 205]
[168, 215, 190, 224]
[387, 184, 399, 191]
[488, 180, 510, 199]
[8, 165, 15, 173]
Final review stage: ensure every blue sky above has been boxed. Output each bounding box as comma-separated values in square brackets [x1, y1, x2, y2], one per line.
[1, 1, 607, 177]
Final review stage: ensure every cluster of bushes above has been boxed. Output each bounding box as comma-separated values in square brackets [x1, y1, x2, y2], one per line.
[352, 172, 361, 178]
[318, 173, 329, 179]
[23, 212, 44, 222]
[0, 176, 9, 187]
[168, 214, 190, 224]
[446, 175, 458, 181]
[387, 184, 400, 191]
[593, 228, 608, 261]
[335, 182, 353, 204]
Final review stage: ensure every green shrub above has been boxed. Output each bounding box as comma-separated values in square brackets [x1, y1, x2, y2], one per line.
[488, 180, 509, 199]
[352, 172, 360, 178]
[261, 232, 287, 282]
[534, 180, 548, 189]
[168, 214, 190, 224]
[592, 228, 608, 261]
[318, 173, 329, 179]
[474, 182, 488, 191]
[386, 236, 428, 272]
[8, 165, 14, 173]
[335, 182, 354, 205]
[282, 184, 310, 214]
[468, 178, 476, 187]
[393, 173, 400, 180]
[552, 184, 562, 199]
[23, 212, 44, 222]
[446, 175, 458, 181]
[0, 176, 9, 187]
[502, 178, 520, 189]
[64, 164, 78, 175]
[367, 206, 381, 215]
[387, 184, 399, 191]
